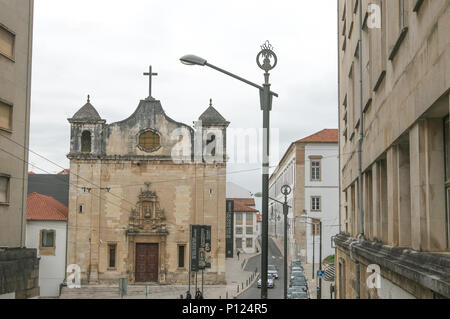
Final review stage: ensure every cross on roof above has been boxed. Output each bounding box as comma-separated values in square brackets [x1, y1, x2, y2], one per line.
[143, 66, 158, 98]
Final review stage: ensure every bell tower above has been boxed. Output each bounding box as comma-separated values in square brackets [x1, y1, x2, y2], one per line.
[68, 95, 106, 157]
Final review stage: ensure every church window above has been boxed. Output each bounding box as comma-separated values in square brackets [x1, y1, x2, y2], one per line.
[108, 244, 117, 269]
[206, 133, 216, 156]
[178, 245, 185, 268]
[138, 130, 161, 152]
[81, 131, 91, 153]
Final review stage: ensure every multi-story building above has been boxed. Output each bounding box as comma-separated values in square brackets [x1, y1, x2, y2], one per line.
[336, 0, 450, 299]
[269, 129, 339, 267]
[228, 198, 259, 254]
[0, 0, 39, 299]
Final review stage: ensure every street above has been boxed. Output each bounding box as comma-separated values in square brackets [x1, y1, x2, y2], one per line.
[238, 237, 284, 299]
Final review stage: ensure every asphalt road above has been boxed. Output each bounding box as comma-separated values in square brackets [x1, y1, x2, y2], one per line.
[238, 237, 285, 299]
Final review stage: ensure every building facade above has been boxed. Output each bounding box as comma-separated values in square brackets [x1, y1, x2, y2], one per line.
[26, 193, 68, 297]
[0, 0, 39, 299]
[269, 129, 339, 266]
[228, 198, 259, 254]
[337, 0, 450, 298]
[67, 93, 229, 285]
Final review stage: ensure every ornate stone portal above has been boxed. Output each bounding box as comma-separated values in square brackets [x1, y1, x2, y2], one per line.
[127, 182, 169, 283]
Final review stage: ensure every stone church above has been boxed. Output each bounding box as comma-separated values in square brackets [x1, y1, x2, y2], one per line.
[66, 70, 229, 285]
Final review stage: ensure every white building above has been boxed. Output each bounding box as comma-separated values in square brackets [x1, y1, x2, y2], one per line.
[26, 192, 68, 297]
[229, 198, 259, 254]
[269, 129, 339, 265]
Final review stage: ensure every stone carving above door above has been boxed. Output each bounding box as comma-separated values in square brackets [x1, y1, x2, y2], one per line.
[128, 182, 168, 235]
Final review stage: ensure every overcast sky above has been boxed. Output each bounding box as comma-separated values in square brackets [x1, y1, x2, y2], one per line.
[29, 0, 338, 207]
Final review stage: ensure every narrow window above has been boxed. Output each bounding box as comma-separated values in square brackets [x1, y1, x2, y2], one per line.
[311, 196, 321, 212]
[0, 175, 9, 203]
[206, 133, 216, 157]
[246, 238, 253, 248]
[108, 244, 116, 269]
[311, 219, 321, 236]
[235, 212, 243, 225]
[311, 160, 321, 181]
[79, 205, 83, 214]
[41, 230, 55, 248]
[0, 100, 12, 131]
[236, 238, 242, 249]
[246, 213, 253, 225]
[0, 25, 15, 59]
[444, 116, 449, 247]
[81, 131, 91, 153]
[178, 245, 185, 268]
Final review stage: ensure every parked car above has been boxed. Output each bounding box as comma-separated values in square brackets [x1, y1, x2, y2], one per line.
[288, 291, 309, 299]
[290, 277, 307, 288]
[287, 286, 308, 298]
[268, 265, 279, 279]
[291, 266, 304, 272]
[290, 270, 305, 280]
[257, 274, 275, 289]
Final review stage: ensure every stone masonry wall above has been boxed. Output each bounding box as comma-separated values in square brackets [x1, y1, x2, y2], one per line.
[0, 248, 40, 298]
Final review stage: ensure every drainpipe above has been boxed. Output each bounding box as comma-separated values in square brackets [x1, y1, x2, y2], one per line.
[357, 0, 365, 239]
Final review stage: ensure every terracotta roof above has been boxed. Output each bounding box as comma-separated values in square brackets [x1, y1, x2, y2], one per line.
[228, 198, 259, 213]
[28, 171, 36, 174]
[58, 169, 70, 175]
[227, 198, 255, 207]
[296, 129, 338, 144]
[27, 192, 68, 221]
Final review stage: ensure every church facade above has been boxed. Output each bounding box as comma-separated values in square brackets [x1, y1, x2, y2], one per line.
[66, 86, 229, 285]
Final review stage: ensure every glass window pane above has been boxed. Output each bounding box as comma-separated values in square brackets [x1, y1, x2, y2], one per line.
[42, 231, 54, 247]
[445, 117, 449, 181]
[0, 101, 12, 130]
[0, 26, 14, 59]
[0, 176, 8, 202]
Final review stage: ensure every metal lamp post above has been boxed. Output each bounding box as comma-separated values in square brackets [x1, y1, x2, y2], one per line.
[280, 185, 292, 300]
[300, 214, 322, 299]
[255, 184, 291, 300]
[181, 41, 278, 299]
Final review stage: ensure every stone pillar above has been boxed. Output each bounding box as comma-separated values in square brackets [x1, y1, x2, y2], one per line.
[409, 119, 446, 251]
[371, 162, 380, 241]
[379, 159, 388, 244]
[387, 145, 399, 246]
[397, 142, 411, 247]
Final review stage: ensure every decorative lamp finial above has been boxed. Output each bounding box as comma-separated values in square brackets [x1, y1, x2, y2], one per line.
[210, 98, 213, 107]
[87, 94, 90, 103]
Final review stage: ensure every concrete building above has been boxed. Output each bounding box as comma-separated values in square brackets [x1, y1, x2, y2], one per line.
[269, 129, 339, 266]
[0, 0, 39, 299]
[26, 193, 68, 297]
[336, 0, 450, 299]
[66, 90, 229, 285]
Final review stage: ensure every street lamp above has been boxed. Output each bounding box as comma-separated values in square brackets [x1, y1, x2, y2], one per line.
[299, 213, 322, 300]
[181, 41, 278, 299]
